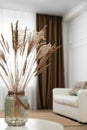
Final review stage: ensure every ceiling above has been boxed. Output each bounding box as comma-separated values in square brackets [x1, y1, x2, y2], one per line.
[0, 0, 87, 16]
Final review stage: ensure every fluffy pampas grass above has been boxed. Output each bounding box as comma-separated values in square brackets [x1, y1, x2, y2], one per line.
[0, 21, 60, 93]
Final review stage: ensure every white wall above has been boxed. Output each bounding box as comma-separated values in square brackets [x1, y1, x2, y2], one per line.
[63, 6, 87, 88]
[0, 8, 37, 109]
[62, 22, 68, 88]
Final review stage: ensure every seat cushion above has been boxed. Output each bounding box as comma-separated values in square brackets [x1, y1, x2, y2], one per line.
[53, 95, 78, 107]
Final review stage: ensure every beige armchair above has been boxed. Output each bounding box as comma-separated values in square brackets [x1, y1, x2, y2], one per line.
[53, 88, 87, 123]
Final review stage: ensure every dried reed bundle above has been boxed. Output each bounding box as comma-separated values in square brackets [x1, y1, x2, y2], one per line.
[0, 21, 60, 93]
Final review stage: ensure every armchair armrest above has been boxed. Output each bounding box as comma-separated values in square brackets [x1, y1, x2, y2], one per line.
[53, 88, 71, 95]
[78, 89, 87, 108]
[78, 89, 87, 97]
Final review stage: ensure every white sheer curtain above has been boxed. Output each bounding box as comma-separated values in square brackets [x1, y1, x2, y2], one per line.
[0, 8, 37, 110]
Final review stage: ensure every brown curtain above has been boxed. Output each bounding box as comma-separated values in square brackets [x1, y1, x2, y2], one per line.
[36, 14, 65, 109]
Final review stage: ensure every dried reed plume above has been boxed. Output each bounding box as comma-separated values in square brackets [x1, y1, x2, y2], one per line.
[0, 21, 60, 93]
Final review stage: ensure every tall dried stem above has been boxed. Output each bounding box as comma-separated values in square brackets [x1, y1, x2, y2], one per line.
[0, 21, 59, 93]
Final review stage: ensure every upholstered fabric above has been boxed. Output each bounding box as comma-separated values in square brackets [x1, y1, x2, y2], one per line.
[53, 88, 87, 123]
[54, 95, 78, 107]
[69, 82, 82, 96]
[81, 81, 87, 89]
[69, 81, 87, 96]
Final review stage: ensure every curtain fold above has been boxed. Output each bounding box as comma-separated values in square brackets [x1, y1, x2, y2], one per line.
[36, 14, 65, 109]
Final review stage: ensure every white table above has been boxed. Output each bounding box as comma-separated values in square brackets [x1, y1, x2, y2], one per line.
[0, 118, 63, 130]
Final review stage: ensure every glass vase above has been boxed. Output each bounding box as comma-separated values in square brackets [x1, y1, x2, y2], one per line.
[5, 91, 29, 126]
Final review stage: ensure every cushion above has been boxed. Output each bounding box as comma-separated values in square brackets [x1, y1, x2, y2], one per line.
[69, 82, 82, 96]
[69, 81, 87, 96]
[54, 95, 78, 107]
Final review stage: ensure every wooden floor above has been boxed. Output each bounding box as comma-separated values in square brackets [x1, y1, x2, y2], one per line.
[0, 110, 87, 130]
[65, 126, 87, 130]
[65, 121, 87, 130]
